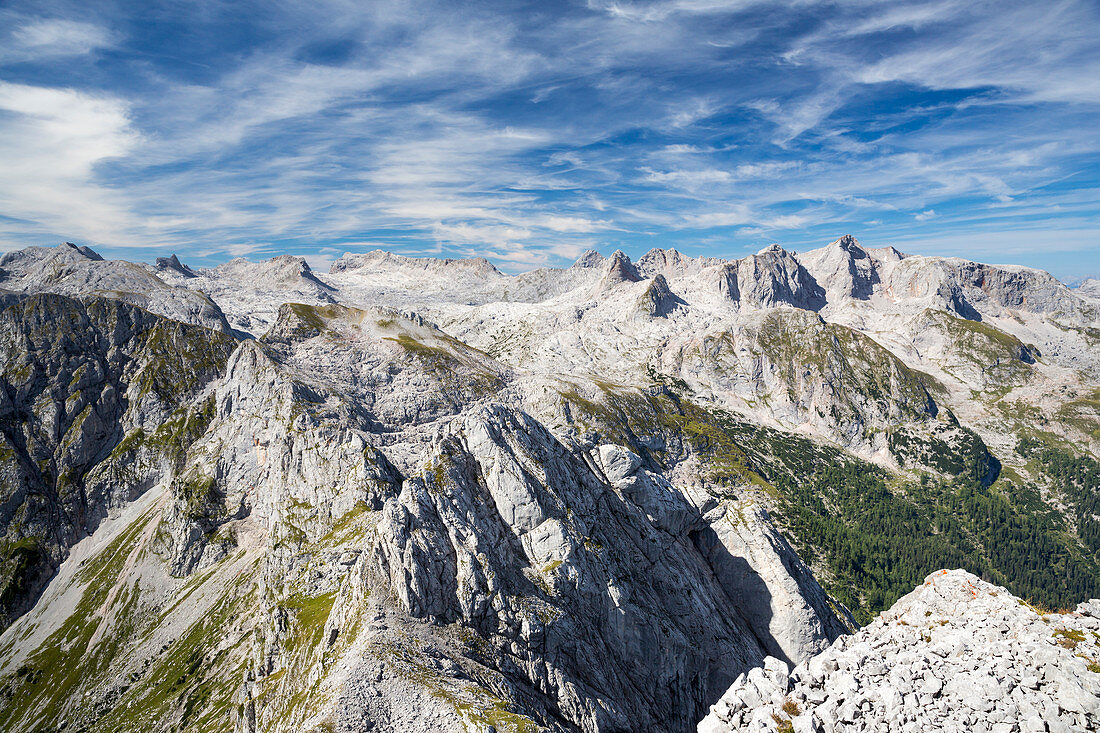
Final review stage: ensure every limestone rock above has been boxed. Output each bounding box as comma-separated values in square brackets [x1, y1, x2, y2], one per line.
[0, 243, 232, 332]
[1, 237, 1098, 733]
[699, 570, 1100, 733]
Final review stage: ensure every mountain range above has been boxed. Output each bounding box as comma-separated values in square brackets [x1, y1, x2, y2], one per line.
[0, 237, 1097, 732]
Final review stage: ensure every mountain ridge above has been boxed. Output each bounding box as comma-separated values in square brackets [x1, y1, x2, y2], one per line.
[0, 238, 1097, 732]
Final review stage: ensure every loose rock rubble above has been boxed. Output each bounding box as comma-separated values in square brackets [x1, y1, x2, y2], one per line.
[700, 569, 1100, 733]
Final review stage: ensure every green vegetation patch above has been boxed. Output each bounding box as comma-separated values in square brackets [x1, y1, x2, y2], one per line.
[110, 396, 217, 468]
[1054, 388, 1100, 441]
[776, 460, 1100, 624]
[176, 472, 221, 521]
[103, 572, 257, 733]
[930, 310, 1037, 360]
[748, 310, 939, 416]
[384, 332, 503, 397]
[129, 314, 238, 404]
[1017, 437, 1100, 555]
[0, 536, 43, 620]
[1053, 627, 1085, 649]
[279, 591, 337, 657]
[386, 332, 453, 360]
[0, 508, 155, 731]
[559, 384, 771, 490]
[887, 425, 998, 484]
[321, 500, 374, 544]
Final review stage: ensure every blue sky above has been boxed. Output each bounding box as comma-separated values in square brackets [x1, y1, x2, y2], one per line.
[0, 0, 1098, 279]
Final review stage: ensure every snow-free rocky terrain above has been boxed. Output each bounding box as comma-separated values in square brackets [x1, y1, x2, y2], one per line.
[0, 238, 1098, 732]
[699, 569, 1100, 733]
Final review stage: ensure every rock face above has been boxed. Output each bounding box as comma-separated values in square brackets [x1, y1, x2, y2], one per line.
[715, 246, 825, 311]
[0, 289, 849, 733]
[699, 569, 1100, 733]
[1078, 278, 1100, 300]
[666, 308, 943, 451]
[692, 501, 853, 665]
[154, 254, 196, 278]
[797, 235, 891, 302]
[0, 237, 1098, 733]
[0, 243, 232, 332]
[0, 293, 237, 626]
[365, 411, 823, 732]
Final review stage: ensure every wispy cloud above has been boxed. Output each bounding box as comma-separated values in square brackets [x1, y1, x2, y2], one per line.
[0, 81, 139, 242]
[0, 0, 1096, 275]
[2, 17, 115, 61]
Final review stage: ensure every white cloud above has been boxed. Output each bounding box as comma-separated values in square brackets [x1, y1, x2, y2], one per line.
[531, 215, 613, 233]
[303, 253, 336, 271]
[666, 97, 721, 129]
[433, 222, 531, 247]
[644, 161, 797, 188]
[680, 207, 751, 228]
[0, 0, 1094, 272]
[0, 82, 139, 243]
[3, 18, 115, 60]
[645, 167, 732, 185]
[586, 0, 771, 23]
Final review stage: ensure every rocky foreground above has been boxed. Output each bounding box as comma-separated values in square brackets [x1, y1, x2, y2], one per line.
[700, 570, 1100, 733]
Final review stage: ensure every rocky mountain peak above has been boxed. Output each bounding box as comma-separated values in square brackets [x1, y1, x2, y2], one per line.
[58, 241, 104, 261]
[701, 569, 1100, 733]
[0, 242, 233, 332]
[719, 247, 825, 310]
[571, 249, 606, 268]
[206, 253, 334, 294]
[154, 253, 196, 278]
[873, 244, 905, 262]
[636, 247, 686, 271]
[638, 273, 684, 317]
[1076, 277, 1100, 299]
[831, 234, 861, 253]
[636, 247, 727, 280]
[0, 242, 102, 275]
[330, 249, 502, 278]
[801, 235, 882, 301]
[599, 249, 643, 285]
[233, 254, 333, 290]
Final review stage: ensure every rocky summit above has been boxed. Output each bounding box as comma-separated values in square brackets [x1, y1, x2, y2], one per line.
[0, 240, 1098, 732]
[699, 570, 1100, 733]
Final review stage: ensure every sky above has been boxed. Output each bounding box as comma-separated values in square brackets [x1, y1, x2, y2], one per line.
[0, 0, 1098, 279]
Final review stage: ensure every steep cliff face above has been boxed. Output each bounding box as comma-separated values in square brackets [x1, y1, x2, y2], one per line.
[0, 293, 237, 628]
[797, 235, 895, 302]
[714, 246, 825, 311]
[0, 238, 1097, 733]
[0, 305, 847, 733]
[367, 409, 822, 732]
[887, 257, 1091, 321]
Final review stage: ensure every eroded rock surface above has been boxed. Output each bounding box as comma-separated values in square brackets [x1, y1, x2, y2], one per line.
[1, 237, 1098, 733]
[699, 569, 1100, 733]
